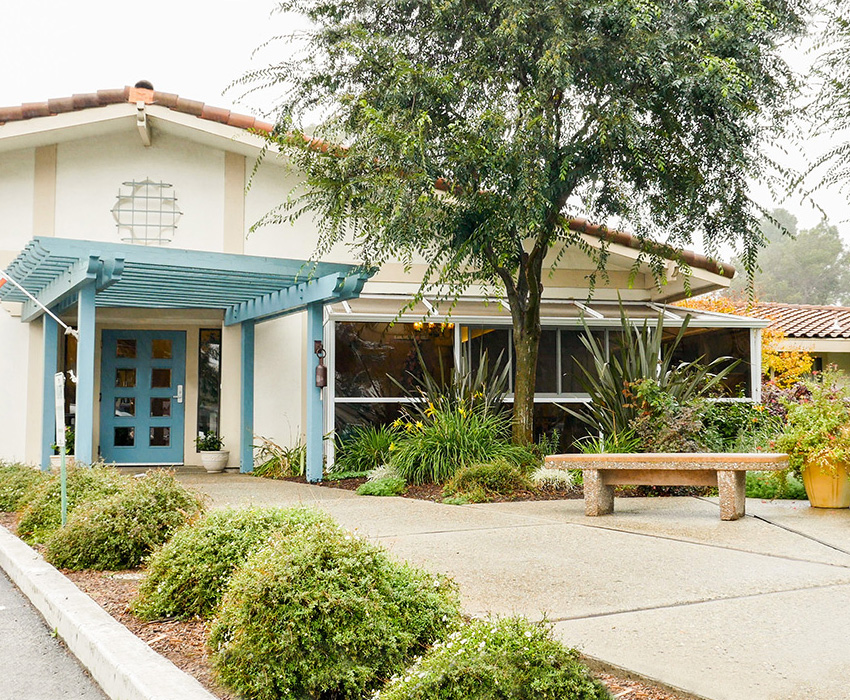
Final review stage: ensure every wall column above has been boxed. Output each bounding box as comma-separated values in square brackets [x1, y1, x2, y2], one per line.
[41, 315, 59, 470]
[305, 303, 324, 482]
[75, 284, 96, 464]
[240, 320, 255, 473]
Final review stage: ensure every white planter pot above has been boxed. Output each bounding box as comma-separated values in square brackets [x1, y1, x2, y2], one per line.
[200, 450, 230, 473]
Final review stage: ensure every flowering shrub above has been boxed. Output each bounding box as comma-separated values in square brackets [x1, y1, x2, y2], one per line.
[389, 405, 534, 484]
[0, 462, 49, 512]
[209, 522, 461, 700]
[775, 369, 850, 474]
[374, 617, 610, 700]
[17, 464, 126, 544]
[44, 470, 204, 570]
[133, 506, 330, 620]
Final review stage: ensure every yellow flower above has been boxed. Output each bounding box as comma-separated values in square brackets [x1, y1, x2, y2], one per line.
[425, 402, 435, 416]
[389, 442, 395, 451]
[392, 418, 403, 427]
[416, 421, 423, 429]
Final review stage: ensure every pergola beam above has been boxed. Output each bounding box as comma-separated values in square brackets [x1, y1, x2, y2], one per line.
[224, 272, 372, 326]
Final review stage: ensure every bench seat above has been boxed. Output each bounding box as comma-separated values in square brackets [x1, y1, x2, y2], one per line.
[544, 452, 789, 521]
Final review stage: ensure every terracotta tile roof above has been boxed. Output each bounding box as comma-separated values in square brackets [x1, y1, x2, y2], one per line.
[735, 302, 850, 339]
[0, 85, 274, 134]
[0, 83, 734, 281]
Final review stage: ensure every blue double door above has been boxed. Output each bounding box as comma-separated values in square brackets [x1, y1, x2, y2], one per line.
[100, 330, 186, 464]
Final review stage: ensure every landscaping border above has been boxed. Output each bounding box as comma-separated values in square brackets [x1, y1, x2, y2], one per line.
[0, 525, 217, 700]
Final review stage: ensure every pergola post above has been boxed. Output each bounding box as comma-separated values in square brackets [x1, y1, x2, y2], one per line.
[41, 315, 59, 470]
[75, 282, 96, 464]
[240, 320, 255, 473]
[305, 302, 324, 482]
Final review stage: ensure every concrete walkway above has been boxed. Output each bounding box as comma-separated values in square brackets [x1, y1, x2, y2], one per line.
[177, 472, 850, 700]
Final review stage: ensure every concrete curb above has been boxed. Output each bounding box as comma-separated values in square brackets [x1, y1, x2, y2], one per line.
[0, 526, 217, 700]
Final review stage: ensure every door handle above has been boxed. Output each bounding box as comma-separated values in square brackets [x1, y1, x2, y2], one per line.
[173, 384, 184, 404]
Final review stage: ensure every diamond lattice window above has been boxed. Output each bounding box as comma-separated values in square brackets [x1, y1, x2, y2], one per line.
[111, 179, 182, 245]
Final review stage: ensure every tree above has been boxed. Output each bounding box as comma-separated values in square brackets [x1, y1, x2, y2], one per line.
[243, 0, 805, 442]
[811, 0, 850, 193]
[727, 208, 850, 304]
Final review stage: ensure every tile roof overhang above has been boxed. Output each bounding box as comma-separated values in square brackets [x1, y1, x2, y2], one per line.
[0, 85, 735, 283]
[0, 237, 374, 326]
[737, 302, 850, 339]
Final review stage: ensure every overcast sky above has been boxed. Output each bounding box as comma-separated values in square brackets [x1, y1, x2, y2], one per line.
[2, 0, 848, 244]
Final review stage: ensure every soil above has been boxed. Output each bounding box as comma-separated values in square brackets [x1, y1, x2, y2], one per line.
[1, 511, 695, 700]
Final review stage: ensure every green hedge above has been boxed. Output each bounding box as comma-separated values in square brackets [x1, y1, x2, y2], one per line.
[134, 506, 331, 620]
[0, 462, 49, 512]
[44, 470, 204, 570]
[209, 521, 461, 700]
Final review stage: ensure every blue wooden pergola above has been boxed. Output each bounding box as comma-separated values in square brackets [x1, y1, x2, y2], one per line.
[0, 237, 373, 480]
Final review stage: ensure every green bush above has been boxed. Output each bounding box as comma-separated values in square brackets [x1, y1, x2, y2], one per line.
[333, 424, 400, 475]
[356, 476, 407, 496]
[133, 506, 330, 620]
[44, 471, 204, 571]
[745, 471, 807, 500]
[375, 617, 611, 700]
[443, 460, 531, 502]
[0, 462, 49, 512]
[17, 464, 126, 544]
[390, 406, 533, 484]
[209, 522, 461, 700]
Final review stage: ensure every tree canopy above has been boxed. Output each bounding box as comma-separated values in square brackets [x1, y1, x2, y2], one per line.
[811, 0, 850, 193]
[727, 208, 850, 304]
[245, 0, 805, 441]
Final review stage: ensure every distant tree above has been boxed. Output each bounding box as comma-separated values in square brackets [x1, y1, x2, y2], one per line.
[243, 0, 805, 442]
[728, 208, 850, 304]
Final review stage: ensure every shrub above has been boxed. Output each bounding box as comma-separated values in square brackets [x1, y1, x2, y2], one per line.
[209, 522, 461, 700]
[356, 476, 407, 496]
[390, 406, 533, 484]
[17, 464, 126, 544]
[443, 460, 531, 502]
[44, 470, 204, 571]
[0, 462, 49, 512]
[253, 435, 306, 479]
[134, 506, 330, 620]
[332, 424, 400, 475]
[531, 467, 578, 491]
[745, 471, 807, 500]
[375, 617, 611, 700]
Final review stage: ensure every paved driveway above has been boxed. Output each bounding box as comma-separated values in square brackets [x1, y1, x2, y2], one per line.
[177, 472, 850, 700]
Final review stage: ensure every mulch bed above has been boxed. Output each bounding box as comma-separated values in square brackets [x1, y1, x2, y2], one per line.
[1, 511, 694, 700]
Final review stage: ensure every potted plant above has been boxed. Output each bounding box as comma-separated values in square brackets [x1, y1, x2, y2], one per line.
[50, 426, 75, 469]
[195, 432, 229, 473]
[775, 369, 850, 508]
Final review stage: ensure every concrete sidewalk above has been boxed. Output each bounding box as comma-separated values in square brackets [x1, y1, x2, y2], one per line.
[177, 472, 850, 700]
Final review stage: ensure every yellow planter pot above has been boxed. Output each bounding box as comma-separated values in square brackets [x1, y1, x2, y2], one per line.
[802, 460, 850, 508]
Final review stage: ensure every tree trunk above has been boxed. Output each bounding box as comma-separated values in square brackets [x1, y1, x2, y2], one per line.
[511, 302, 541, 445]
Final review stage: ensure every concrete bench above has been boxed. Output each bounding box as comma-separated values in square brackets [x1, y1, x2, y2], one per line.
[544, 453, 789, 521]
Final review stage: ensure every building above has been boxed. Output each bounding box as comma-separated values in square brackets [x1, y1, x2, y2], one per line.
[0, 83, 766, 479]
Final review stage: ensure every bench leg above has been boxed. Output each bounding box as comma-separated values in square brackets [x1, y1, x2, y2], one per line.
[717, 470, 746, 521]
[584, 469, 614, 516]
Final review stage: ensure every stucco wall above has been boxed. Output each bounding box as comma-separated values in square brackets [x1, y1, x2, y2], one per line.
[55, 130, 225, 251]
[0, 149, 35, 251]
[0, 308, 31, 462]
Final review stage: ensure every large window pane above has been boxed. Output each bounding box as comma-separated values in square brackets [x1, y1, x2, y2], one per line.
[334, 403, 405, 439]
[198, 329, 222, 437]
[462, 326, 511, 390]
[665, 328, 751, 397]
[535, 330, 558, 393]
[560, 330, 601, 393]
[533, 402, 593, 453]
[335, 322, 454, 398]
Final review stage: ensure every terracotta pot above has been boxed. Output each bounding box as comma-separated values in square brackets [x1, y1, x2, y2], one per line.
[200, 450, 230, 474]
[802, 459, 850, 508]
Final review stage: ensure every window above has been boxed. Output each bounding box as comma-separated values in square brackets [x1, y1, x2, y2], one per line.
[197, 329, 222, 439]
